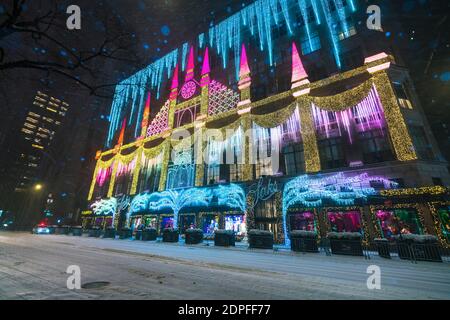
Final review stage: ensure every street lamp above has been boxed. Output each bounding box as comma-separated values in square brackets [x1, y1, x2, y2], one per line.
[34, 184, 43, 191]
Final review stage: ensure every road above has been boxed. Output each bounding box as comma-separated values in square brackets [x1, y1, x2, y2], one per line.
[0, 231, 449, 300]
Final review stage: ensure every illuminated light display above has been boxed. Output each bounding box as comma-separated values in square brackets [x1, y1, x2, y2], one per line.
[200, 47, 211, 87]
[169, 64, 180, 101]
[105, 0, 362, 147]
[311, 85, 385, 143]
[148, 189, 211, 229]
[116, 118, 126, 148]
[282, 172, 397, 244]
[90, 198, 117, 216]
[291, 42, 308, 86]
[184, 46, 195, 82]
[85, 0, 448, 246]
[180, 81, 197, 100]
[238, 44, 250, 83]
[207, 80, 239, 116]
[137, 93, 151, 138]
[364, 52, 389, 64]
[146, 99, 170, 137]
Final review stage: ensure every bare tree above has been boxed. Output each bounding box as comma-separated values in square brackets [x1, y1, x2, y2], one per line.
[0, 0, 145, 97]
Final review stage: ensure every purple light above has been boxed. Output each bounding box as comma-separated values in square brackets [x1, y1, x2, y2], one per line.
[312, 85, 386, 143]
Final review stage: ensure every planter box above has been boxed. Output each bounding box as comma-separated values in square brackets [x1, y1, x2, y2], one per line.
[290, 231, 318, 253]
[374, 239, 391, 259]
[248, 230, 273, 249]
[142, 228, 157, 241]
[214, 230, 236, 247]
[395, 235, 442, 262]
[119, 228, 132, 239]
[327, 233, 363, 256]
[135, 230, 142, 240]
[162, 228, 179, 243]
[103, 227, 116, 239]
[56, 226, 70, 235]
[88, 227, 102, 238]
[71, 226, 83, 237]
[185, 229, 203, 245]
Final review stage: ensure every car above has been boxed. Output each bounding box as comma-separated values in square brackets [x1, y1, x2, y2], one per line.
[32, 220, 54, 234]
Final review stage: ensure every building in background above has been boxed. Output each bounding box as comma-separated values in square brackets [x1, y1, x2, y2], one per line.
[82, 0, 450, 247]
[14, 91, 69, 192]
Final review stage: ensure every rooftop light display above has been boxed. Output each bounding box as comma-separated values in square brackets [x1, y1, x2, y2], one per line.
[106, 0, 358, 147]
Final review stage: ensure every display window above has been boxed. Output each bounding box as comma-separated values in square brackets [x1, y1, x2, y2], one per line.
[104, 217, 113, 228]
[82, 217, 92, 228]
[144, 216, 158, 229]
[130, 217, 142, 231]
[202, 214, 219, 234]
[327, 210, 362, 233]
[94, 217, 104, 227]
[160, 216, 174, 231]
[376, 208, 423, 240]
[225, 214, 246, 235]
[289, 211, 315, 232]
[180, 214, 196, 233]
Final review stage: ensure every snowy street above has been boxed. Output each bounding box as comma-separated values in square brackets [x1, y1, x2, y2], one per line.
[0, 231, 449, 300]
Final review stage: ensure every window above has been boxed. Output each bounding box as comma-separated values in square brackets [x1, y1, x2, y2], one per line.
[289, 211, 316, 232]
[328, 210, 362, 233]
[390, 178, 405, 188]
[432, 177, 443, 186]
[206, 164, 220, 185]
[409, 126, 434, 160]
[358, 130, 394, 164]
[318, 137, 346, 169]
[301, 33, 321, 55]
[283, 143, 305, 176]
[376, 209, 423, 240]
[338, 24, 357, 40]
[393, 82, 413, 109]
[340, 47, 363, 70]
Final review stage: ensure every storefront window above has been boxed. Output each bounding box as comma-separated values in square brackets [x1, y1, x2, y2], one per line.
[289, 211, 315, 232]
[130, 217, 142, 231]
[202, 214, 219, 235]
[328, 210, 362, 233]
[160, 216, 174, 231]
[180, 215, 196, 233]
[104, 217, 113, 228]
[437, 207, 450, 241]
[94, 217, 104, 227]
[376, 209, 423, 240]
[144, 216, 158, 229]
[225, 214, 246, 235]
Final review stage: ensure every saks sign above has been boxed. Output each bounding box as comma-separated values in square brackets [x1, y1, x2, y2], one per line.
[247, 177, 279, 211]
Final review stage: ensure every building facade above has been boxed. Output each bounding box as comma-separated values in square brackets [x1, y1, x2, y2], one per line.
[84, 0, 450, 247]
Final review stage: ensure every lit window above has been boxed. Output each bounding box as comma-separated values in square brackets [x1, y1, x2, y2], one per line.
[24, 122, 36, 130]
[21, 128, 33, 135]
[29, 112, 41, 118]
[26, 117, 39, 124]
[338, 25, 357, 40]
[393, 82, 413, 109]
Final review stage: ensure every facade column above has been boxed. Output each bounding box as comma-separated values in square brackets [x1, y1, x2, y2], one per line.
[372, 71, 417, 161]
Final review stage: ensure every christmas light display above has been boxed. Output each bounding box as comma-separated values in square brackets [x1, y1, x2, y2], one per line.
[148, 189, 211, 229]
[282, 172, 396, 244]
[90, 197, 117, 216]
[106, 0, 361, 147]
[311, 85, 385, 143]
[217, 184, 246, 212]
